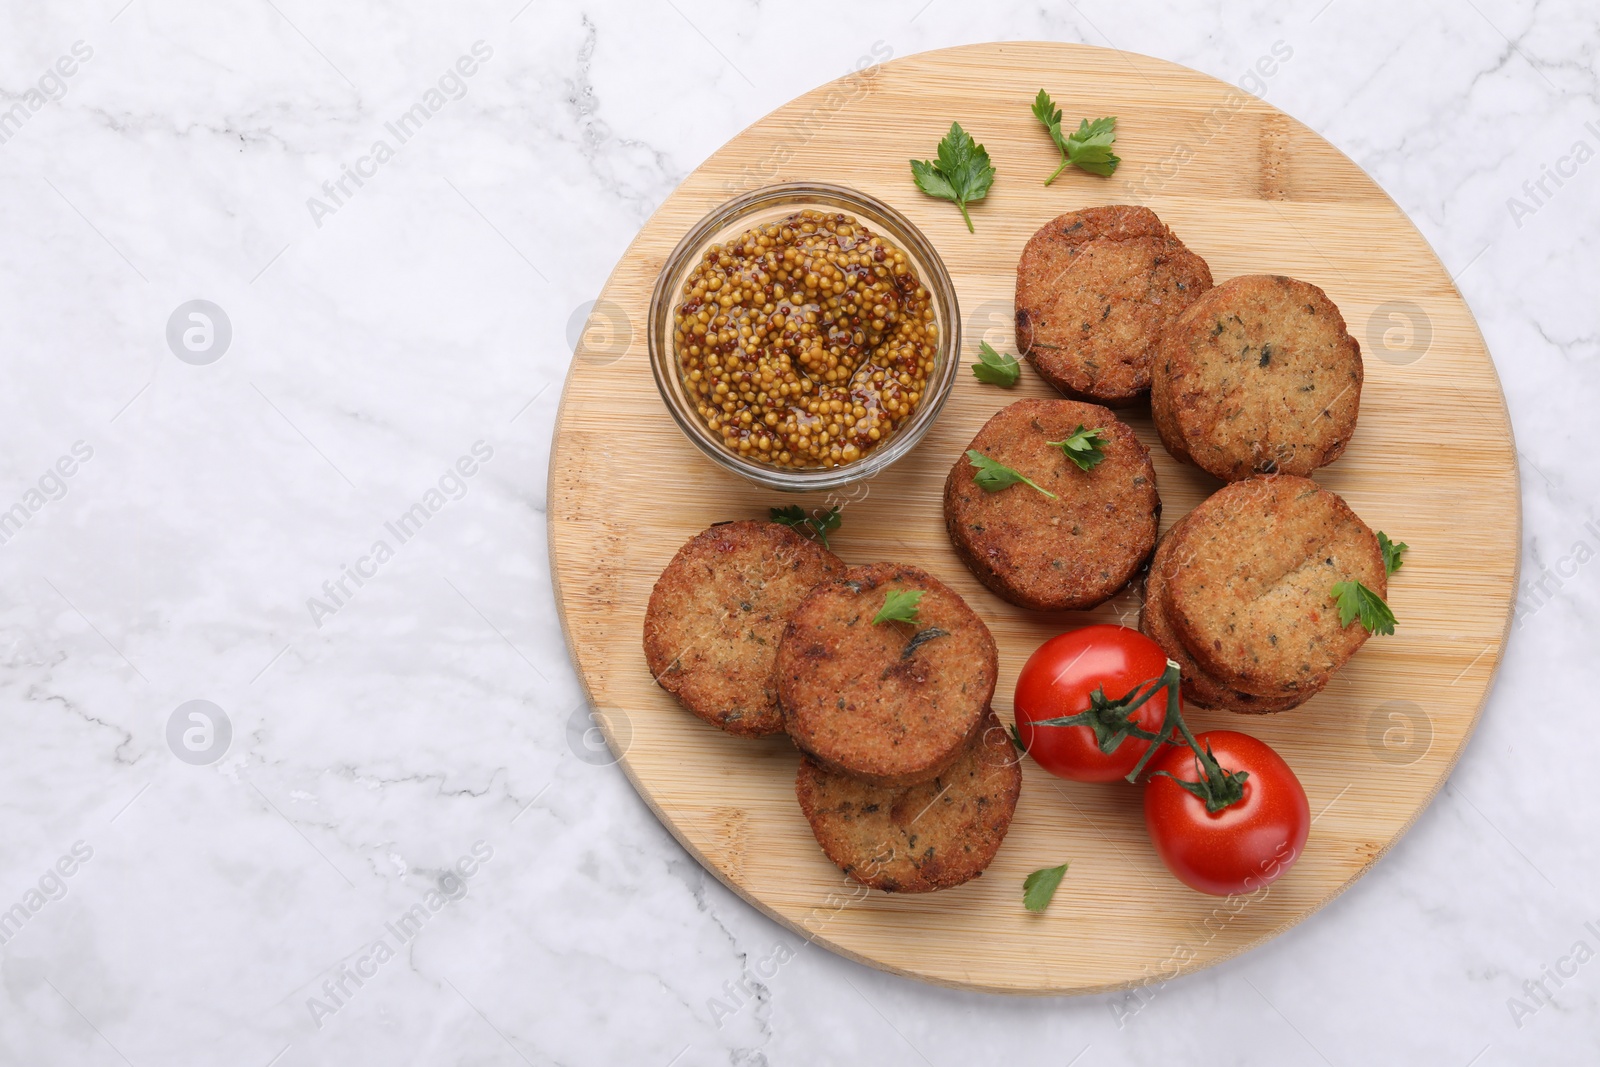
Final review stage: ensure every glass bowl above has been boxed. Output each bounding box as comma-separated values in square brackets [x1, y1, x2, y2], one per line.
[647, 182, 961, 493]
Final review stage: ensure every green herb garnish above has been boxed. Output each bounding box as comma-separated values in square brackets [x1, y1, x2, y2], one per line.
[1378, 531, 1408, 575]
[873, 588, 924, 626]
[1023, 863, 1069, 912]
[1331, 581, 1396, 636]
[770, 505, 842, 549]
[1031, 90, 1120, 183]
[972, 341, 1021, 387]
[910, 122, 995, 233]
[967, 450, 1057, 499]
[1046, 425, 1109, 472]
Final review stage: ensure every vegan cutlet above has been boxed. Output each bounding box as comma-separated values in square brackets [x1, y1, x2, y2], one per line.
[778, 562, 997, 787]
[644, 520, 844, 737]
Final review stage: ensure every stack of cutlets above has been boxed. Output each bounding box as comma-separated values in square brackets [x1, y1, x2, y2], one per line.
[647, 530, 1021, 892]
[1140, 477, 1386, 711]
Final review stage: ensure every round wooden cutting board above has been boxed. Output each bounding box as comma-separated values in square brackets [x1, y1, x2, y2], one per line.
[548, 42, 1518, 995]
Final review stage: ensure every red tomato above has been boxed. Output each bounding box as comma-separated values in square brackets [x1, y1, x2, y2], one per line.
[1013, 625, 1173, 782]
[1143, 730, 1310, 896]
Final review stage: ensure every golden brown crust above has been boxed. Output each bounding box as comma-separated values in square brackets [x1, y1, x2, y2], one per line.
[778, 563, 996, 786]
[643, 521, 844, 737]
[1164, 477, 1386, 697]
[1152, 274, 1362, 480]
[1147, 336, 1192, 466]
[944, 399, 1160, 610]
[1140, 515, 1319, 714]
[1015, 205, 1213, 405]
[795, 709, 1022, 893]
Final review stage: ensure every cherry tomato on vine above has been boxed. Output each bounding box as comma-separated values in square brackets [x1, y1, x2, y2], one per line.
[1013, 625, 1174, 782]
[1142, 730, 1310, 896]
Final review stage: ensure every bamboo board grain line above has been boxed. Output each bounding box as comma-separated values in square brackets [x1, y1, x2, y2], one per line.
[547, 42, 1519, 995]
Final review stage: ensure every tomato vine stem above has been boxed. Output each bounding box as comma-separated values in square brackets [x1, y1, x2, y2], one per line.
[1025, 673, 1168, 754]
[1120, 661, 1251, 812]
[1025, 659, 1252, 812]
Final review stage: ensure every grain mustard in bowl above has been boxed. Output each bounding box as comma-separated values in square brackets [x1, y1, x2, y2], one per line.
[648, 183, 961, 492]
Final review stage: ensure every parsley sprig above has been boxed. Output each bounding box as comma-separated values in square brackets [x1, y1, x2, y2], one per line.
[873, 588, 923, 626]
[910, 122, 995, 232]
[1047, 425, 1108, 472]
[972, 341, 1021, 387]
[1330, 581, 1396, 636]
[966, 450, 1057, 499]
[770, 505, 841, 549]
[1031, 90, 1120, 183]
[1378, 531, 1408, 575]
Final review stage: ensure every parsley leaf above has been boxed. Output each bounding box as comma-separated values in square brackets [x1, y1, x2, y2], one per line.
[1023, 863, 1069, 912]
[873, 588, 923, 626]
[1030, 89, 1064, 144]
[910, 122, 995, 232]
[1033, 91, 1120, 183]
[967, 450, 1057, 499]
[1330, 581, 1396, 636]
[1378, 531, 1408, 575]
[1046, 425, 1109, 472]
[1065, 116, 1120, 176]
[972, 341, 1021, 387]
[770, 504, 842, 549]
[812, 506, 843, 544]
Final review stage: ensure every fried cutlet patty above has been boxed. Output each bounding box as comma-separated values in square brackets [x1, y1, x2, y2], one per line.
[795, 708, 1021, 892]
[944, 399, 1160, 611]
[1151, 274, 1362, 481]
[778, 563, 996, 786]
[1164, 476, 1386, 698]
[1140, 515, 1318, 714]
[1015, 205, 1213, 405]
[644, 520, 844, 737]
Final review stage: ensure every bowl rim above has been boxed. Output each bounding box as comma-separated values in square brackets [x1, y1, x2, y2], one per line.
[646, 181, 962, 493]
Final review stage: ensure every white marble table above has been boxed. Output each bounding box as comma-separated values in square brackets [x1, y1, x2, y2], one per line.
[0, 1, 1594, 1064]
